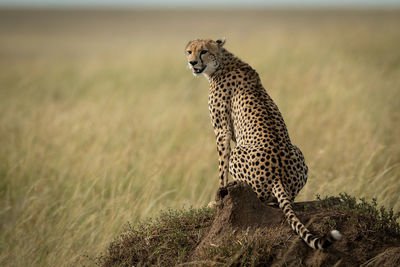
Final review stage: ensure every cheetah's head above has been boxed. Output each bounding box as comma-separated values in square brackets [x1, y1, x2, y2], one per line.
[185, 38, 225, 77]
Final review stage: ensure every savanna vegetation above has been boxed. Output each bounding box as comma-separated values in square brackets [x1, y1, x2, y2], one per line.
[0, 8, 399, 266]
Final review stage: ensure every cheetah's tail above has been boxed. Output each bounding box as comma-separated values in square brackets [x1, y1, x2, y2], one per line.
[272, 181, 342, 249]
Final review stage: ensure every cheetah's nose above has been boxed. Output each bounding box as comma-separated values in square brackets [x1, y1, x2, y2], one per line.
[189, 61, 198, 66]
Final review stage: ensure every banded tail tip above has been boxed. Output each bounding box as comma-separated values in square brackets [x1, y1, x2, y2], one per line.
[330, 230, 342, 241]
[320, 230, 343, 249]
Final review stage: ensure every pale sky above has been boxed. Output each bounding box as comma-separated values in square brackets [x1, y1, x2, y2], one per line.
[1, 0, 399, 8]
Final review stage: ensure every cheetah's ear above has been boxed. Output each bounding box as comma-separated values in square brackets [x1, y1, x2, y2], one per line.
[216, 38, 226, 47]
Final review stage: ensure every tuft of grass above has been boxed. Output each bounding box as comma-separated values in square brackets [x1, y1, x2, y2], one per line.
[97, 207, 215, 266]
[318, 193, 400, 242]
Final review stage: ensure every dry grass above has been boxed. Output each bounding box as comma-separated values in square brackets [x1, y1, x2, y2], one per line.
[0, 8, 399, 266]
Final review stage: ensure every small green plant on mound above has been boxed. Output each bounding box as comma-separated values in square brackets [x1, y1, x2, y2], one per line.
[97, 207, 215, 266]
[318, 193, 400, 241]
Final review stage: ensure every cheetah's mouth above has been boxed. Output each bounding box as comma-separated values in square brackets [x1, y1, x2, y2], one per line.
[193, 66, 206, 75]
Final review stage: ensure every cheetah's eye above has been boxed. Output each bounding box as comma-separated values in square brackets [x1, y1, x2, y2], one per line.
[200, 50, 208, 55]
[187, 50, 192, 55]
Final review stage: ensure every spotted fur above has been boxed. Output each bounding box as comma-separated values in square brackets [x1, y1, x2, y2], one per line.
[185, 38, 342, 249]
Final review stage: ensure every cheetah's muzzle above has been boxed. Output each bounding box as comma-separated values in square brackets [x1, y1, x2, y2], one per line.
[193, 66, 206, 75]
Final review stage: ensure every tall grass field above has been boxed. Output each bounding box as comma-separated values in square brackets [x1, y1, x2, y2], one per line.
[0, 8, 399, 266]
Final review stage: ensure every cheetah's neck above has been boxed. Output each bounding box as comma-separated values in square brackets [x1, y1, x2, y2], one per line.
[208, 49, 249, 82]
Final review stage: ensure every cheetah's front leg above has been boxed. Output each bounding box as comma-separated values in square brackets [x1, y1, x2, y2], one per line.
[215, 130, 232, 187]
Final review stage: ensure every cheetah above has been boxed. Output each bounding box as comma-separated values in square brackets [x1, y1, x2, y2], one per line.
[185, 38, 342, 249]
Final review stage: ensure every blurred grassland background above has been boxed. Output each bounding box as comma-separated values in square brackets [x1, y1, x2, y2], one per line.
[0, 8, 399, 266]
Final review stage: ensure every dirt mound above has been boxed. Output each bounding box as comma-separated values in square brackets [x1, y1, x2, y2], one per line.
[98, 182, 400, 266]
[192, 182, 400, 266]
[192, 181, 285, 258]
